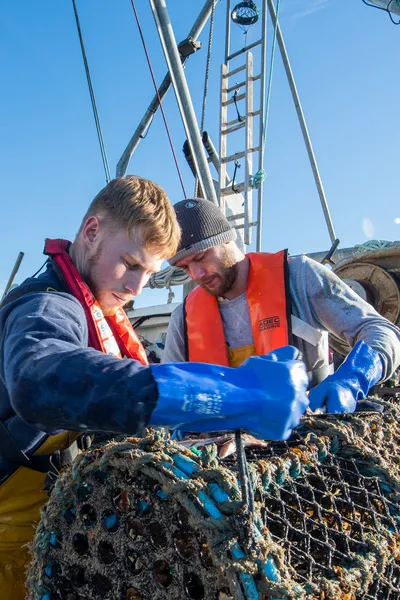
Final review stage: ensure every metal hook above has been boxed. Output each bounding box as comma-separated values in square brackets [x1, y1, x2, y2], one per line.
[233, 89, 244, 123]
[232, 159, 241, 193]
[321, 238, 340, 267]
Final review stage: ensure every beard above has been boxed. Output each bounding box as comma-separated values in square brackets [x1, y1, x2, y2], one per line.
[82, 243, 118, 316]
[84, 243, 103, 298]
[199, 245, 238, 298]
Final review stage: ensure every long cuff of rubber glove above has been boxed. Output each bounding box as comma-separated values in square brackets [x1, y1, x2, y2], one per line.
[148, 362, 251, 432]
[344, 340, 384, 398]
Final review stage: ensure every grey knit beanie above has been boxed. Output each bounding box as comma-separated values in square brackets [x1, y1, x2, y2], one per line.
[169, 198, 236, 265]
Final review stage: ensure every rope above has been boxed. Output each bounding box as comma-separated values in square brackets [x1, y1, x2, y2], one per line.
[235, 430, 255, 514]
[71, 0, 111, 183]
[130, 0, 187, 198]
[194, 1, 216, 197]
[27, 397, 400, 599]
[146, 264, 191, 303]
[252, 168, 266, 188]
[29, 431, 292, 599]
[147, 265, 190, 289]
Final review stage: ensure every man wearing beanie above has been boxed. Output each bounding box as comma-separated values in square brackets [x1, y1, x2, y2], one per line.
[164, 198, 400, 415]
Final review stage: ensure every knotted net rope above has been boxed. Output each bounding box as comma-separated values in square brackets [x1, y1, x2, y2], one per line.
[27, 393, 400, 600]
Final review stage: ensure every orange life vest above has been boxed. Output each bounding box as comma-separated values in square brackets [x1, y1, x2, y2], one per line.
[184, 250, 292, 366]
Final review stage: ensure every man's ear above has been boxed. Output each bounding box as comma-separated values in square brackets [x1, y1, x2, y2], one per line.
[81, 216, 100, 247]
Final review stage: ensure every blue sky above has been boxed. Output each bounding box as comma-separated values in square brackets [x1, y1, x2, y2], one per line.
[0, 0, 399, 308]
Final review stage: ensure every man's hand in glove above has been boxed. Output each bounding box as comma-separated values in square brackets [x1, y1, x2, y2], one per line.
[149, 345, 309, 440]
[308, 340, 383, 414]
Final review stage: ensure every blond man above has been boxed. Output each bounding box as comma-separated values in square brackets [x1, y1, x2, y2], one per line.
[0, 177, 308, 598]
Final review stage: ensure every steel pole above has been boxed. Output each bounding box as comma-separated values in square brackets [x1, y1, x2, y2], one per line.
[188, 0, 218, 39]
[1, 252, 24, 302]
[224, 0, 231, 64]
[267, 0, 336, 244]
[149, 0, 218, 204]
[117, 0, 218, 177]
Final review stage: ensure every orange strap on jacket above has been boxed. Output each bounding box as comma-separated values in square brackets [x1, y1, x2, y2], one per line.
[44, 238, 149, 366]
[184, 251, 292, 366]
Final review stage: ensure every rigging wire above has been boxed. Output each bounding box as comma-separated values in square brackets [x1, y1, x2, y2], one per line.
[263, 0, 282, 154]
[130, 0, 187, 198]
[71, 0, 111, 183]
[251, 0, 282, 190]
[231, 1, 260, 56]
[360, 0, 400, 24]
[194, 0, 216, 197]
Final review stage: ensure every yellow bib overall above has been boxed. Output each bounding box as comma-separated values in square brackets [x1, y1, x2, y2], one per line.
[0, 431, 76, 599]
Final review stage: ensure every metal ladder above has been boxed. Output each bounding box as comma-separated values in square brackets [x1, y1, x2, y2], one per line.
[219, 0, 267, 249]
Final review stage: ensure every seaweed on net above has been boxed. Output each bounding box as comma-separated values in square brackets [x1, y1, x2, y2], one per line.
[27, 395, 400, 600]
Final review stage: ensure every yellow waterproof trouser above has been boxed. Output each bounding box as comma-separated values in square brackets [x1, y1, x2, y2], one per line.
[0, 432, 76, 599]
[228, 343, 256, 368]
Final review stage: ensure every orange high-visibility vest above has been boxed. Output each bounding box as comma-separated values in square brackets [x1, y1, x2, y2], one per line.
[184, 251, 292, 366]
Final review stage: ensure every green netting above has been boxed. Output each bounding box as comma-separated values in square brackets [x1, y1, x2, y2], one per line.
[27, 394, 400, 600]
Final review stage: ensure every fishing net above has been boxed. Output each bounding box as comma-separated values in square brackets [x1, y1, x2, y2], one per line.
[27, 392, 400, 600]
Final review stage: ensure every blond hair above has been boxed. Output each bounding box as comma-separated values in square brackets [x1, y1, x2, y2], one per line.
[79, 176, 181, 259]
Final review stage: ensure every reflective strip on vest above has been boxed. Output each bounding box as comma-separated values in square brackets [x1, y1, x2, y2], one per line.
[291, 315, 323, 347]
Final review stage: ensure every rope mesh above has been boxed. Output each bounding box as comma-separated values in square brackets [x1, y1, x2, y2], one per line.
[27, 391, 400, 599]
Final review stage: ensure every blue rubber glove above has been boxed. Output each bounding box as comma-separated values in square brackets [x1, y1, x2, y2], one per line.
[252, 346, 300, 363]
[308, 340, 383, 414]
[170, 346, 304, 442]
[149, 346, 309, 440]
